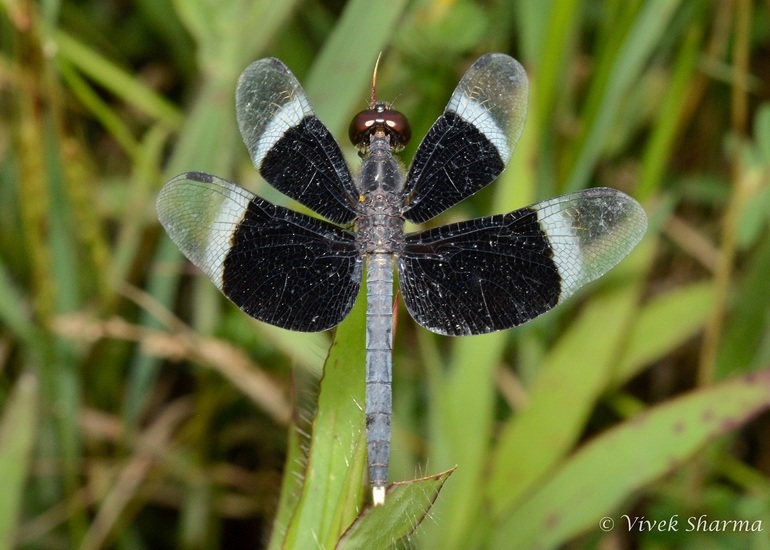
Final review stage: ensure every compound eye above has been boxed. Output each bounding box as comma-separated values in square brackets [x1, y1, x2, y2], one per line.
[348, 107, 412, 149]
[383, 110, 411, 147]
[348, 110, 379, 147]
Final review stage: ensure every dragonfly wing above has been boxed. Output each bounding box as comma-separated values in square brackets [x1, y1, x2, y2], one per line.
[157, 172, 363, 331]
[236, 58, 360, 224]
[402, 54, 529, 223]
[399, 188, 647, 335]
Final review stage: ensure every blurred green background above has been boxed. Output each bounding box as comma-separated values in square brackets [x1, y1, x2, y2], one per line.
[2, 0, 770, 548]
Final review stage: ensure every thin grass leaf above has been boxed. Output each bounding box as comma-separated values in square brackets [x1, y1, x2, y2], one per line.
[56, 59, 139, 159]
[172, 0, 300, 77]
[637, 24, 703, 201]
[267, 420, 305, 550]
[512, 1, 553, 64]
[54, 31, 183, 129]
[421, 332, 506, 549]
[614, 281, 714, 385]
[0, 260, 35, 345]
[130, 0, 304, 424]
[107, 126, 170, 294]
[0, 374, 39, 550]
[533, 0, 581, 129]
[125, 77, 241, 425]
[716, 236, 770, 377]
[565, 0, 683, 192]
[41, 118, 87, 522]
[304, 0, 410, 133]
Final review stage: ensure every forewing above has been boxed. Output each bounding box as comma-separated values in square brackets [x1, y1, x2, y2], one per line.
[157, 172, 363, 332]
[399, 188, 647, 336]
[402, 53, 529, 223]
[236, 58, 359, 224]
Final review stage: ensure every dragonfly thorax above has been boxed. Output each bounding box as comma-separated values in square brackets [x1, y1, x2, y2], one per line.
[355, 148, 405, 256]
[356, 136, 405, 192]
[355, 198, 405, 256]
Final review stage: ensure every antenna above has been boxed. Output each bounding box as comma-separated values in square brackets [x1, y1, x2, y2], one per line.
[370, 52, 383, 108]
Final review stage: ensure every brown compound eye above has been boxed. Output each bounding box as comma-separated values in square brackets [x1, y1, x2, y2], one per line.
[348, 104, 411, 149]
[383, 110, 411, 147]
[348, 109, 379, 146]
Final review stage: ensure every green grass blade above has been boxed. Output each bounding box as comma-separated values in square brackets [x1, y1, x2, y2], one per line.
[614, 281, 714, 385]
[637, 24, 703, 201]
[565, 0, 683, 192]
[281, 289, 367, 548]
[0, 260, 35, 345]
[56, 59, 139, 159]
[267, 420, 305, 550]
[129, 0, 300, 425]
[173, 0, 300, 75]
[493, 368, 770, 548]
[54, 31, 183, 129]
[124, 77, 240, 425]
[533, 0, 582, 129]
[305, 0, 410, 133]
[716, 230, 770, 377]
[421, 332, 506, 549]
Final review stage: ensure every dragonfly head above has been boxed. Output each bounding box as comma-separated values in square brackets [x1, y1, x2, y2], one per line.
[349, 52, 411, 156]
[348, 102, 411, 154]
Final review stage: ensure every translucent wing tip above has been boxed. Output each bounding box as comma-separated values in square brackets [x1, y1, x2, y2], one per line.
[539, 187, 648, 301]
[447, 52, 529, 164]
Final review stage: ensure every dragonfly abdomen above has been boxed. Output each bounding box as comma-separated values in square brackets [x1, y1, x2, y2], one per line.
[365, 253, 394, 503]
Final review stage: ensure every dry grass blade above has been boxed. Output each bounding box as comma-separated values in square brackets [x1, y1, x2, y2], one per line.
[53, 313, 292, 425]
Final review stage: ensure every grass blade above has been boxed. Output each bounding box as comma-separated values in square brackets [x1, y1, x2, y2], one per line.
[0, 374, 39, 549]
[421, 333, 506, 549]
[305, 0, 410, 132]
[565, 0, 683, 192]
[281, 289, 367, 548]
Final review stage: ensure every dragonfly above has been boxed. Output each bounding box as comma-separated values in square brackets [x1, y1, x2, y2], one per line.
[156, 53, 647, 506]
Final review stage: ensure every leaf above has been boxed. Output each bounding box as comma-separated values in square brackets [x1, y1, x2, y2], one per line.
[716, 235, 770, 377]
[614, 281, 714, 385]
[336, 469, 455, 550]
[0, 260, 35, 344]
[492, 369, 770, 548]
[54, 31, 183, 129]
[305, 0, 410, 132]
[637, 24, 703, 200]
[281, 287, 367, 548]
[420, 332, 506, 548]
[754, 103, 770, 162]
[266, 420, 305, 550]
